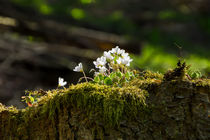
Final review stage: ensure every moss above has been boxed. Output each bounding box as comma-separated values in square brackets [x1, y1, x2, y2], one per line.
[0, 103, 19, 113]
[140, 70, 163, 80]
[164, 60, 189, 81]
[192, 79, 210, 87]
[0, 103, 5, 112]
[0, 68, 209, 139]
[17, 83, 149, 129]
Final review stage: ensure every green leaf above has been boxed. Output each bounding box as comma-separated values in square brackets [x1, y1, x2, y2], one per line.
[116, 72, 123, 78]
[120, 76, 126, 83]
[29, 96, 34, 103]
[104, 77, 113, 85]
[94, 76, 100, 83]
[125, 72, 130, 79]
[188, 70, 202, 79]
[110, 72, 117, 79]
[191, 71, 202, 79]
[99, 74, 104, 81]
[112, 77, 118, 83]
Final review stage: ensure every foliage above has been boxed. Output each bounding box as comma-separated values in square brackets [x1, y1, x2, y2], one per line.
[21, 90, 47, 107]
[188, 70, 202, 79]
[20, 83, 149, 128]
[10, 0, 210, 76]
[21, 45, 208, 107]
[132, 44, 210, 76]
[1, 73, 210, 139]
[93, 71, 137, 87]
[74, 46, 136, 86]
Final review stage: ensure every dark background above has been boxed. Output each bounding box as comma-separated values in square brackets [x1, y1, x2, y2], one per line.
[0, 0, 209, 108]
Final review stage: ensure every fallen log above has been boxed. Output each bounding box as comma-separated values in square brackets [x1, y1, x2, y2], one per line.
[0, 70, 209, 140]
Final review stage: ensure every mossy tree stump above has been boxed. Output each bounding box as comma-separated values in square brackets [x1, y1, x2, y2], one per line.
[0, 73, 210, 140]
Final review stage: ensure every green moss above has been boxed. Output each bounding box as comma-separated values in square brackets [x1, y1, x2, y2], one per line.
[192, 79, 210, 87]
[0, 103, 5, 112]
[1, 68, 209, 139]
[17, 83, 149, 128]
[0, 103, 19, 113]
[140, 70, 163, 80]
[164, 60, 189, 81]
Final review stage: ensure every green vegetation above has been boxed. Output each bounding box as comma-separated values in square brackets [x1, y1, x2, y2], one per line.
[1, 61, 209, 139]
[20, 82, 149, 128]
[132, 44, 210, 76]
[10, 0, 210, 75]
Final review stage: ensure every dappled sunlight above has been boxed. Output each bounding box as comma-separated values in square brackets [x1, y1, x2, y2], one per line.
[132, 44, 210, 75]
[0, 16, 16, 26]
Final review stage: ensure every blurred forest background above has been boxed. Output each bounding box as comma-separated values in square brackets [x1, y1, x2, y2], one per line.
[0, 0, 209, 108]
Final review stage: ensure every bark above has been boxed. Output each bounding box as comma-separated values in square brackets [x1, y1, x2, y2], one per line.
[0, 78, 209, 140]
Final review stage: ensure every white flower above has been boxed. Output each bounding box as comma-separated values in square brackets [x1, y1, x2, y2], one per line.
[116, 56, 133, 66]
[93, 56, 106, 68]
[58, 77, 67, 87]
[99, 66, 107, 74]
[121, 52, 129, 58]
[73, 63, 83, 72]
[94, 72, 100, 76]
[116, 57, 122, 64]
[104, 51, 114, 60]
[122, 56, 133, 66]
[110, 46, 125, 55]
[119, 49, 125, 55]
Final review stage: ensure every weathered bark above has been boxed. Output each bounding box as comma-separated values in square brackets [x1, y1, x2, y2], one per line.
[0, 78, 209, 140]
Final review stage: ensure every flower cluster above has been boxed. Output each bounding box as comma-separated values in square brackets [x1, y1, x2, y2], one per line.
[72, 46, 136, 86]
[23, 46, 136, 107]
[93, 46, 133, 76]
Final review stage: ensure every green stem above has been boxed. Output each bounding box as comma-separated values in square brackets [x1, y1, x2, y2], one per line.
[82, 71, 88, 82]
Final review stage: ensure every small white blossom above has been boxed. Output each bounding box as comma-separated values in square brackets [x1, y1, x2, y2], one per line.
[58, 77, 67, 87]
[121, 52, 129, 58]
[121, 56, 133, 66]
[116, 56, 133, 66]
[99, 66, 107, 74]
[104, 51, 114, 60]
[119, 49, 125, 55]
[116, 57, 122, 64]
[93, 56, 107, 68]
[110, 46, 119, 54]
[94, 72, 100, 76]
[110, 46, 125, 55]
[73, 63, 83, 72]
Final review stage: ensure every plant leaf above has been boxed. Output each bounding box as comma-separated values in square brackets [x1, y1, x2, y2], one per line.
[104, 77, 113, 85]
[116, 71, 123, 78]
[94, 76, 100, 83]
